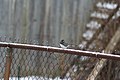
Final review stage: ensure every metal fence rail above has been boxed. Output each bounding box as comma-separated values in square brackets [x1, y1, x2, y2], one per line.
[0, 42, 120, 60]
[0, 41, 119, 80]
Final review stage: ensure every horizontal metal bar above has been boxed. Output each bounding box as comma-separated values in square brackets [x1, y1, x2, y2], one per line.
[0, 42, 119, 60]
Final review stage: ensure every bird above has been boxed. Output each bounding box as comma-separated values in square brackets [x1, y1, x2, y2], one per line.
[59, 40, 69, 49]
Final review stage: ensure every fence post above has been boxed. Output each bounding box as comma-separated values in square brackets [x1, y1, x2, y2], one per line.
[4, 47, 13, 80]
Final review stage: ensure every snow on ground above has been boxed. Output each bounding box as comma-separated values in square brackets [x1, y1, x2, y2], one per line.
[2, 76, 71, 80]
[80, 56, 89, 61]
[83, 30, 95, 40]
[112, 8, 120, 19]
[65, 65, 78, 77]
[96, 2, 117, 9]
[78, 41, 87, 49]
[91, 11, 109, 19]
[86, 21, 101, 29]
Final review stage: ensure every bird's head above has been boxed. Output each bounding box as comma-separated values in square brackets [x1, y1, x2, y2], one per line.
[60, 40, 65, 44]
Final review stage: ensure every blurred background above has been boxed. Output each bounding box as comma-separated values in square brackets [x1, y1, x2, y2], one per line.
[0, 0, 96, 46]
[0, 0, 120, 80]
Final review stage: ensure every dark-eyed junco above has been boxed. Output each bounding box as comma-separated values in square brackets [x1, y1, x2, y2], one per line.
[60, 40, 69, 49]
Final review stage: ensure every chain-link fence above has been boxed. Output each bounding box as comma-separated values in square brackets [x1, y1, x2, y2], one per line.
[0, 38, 120, 80]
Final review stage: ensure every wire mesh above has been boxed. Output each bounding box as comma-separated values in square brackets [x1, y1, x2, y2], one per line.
[0, 47, 6, 79]
[10, 49, 74, 80]
[0, 37, 119, 80]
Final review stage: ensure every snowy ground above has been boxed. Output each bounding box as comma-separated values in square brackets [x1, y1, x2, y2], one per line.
[2, 76, 70, 80]
[96, 2, 117, 9]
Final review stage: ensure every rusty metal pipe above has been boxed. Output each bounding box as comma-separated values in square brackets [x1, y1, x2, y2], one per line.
[0, 42, 119, 60]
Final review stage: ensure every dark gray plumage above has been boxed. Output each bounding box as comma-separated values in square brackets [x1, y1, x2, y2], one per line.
[60, 40, 69, 49]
